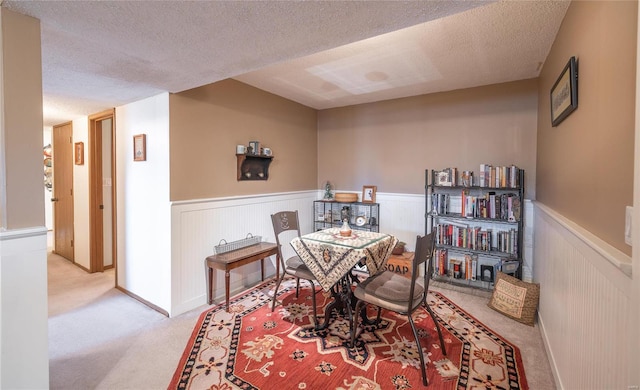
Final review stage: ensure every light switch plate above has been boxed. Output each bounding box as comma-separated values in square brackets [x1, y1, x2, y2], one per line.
[625, 206, 633, 246]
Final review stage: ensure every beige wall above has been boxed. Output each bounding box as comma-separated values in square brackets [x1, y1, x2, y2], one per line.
[169, 79, 318, 201]
[536, 0, 637, 256]
[318, 79, 538, 199]
[1, 8, 44, 229]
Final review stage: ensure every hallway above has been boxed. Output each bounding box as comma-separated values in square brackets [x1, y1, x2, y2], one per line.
[47, 253, 202, 389]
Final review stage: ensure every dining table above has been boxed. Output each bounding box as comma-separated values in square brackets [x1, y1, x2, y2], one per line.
[290, 227, 398, 330]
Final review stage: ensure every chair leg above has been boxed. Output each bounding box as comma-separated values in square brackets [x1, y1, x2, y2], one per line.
[271, 272, 287, 312]
[408, 315, 428, 386]
[295, 277, 301, 297]
[350, 300, 364, 347]
[426, 304, 447, 356]
[309, 280, 318, 328]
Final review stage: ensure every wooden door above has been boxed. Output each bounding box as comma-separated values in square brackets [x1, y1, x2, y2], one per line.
[52, 122, 74, 261]
[89, 110, 115, 273]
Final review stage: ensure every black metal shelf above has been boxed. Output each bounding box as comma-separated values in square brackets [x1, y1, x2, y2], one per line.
[426, 167, 525, 290]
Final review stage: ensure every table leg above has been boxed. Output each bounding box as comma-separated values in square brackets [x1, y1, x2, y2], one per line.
[260, 258, 265, 281]
[225, 270, 230, 312]
[316, 276, 353, 331]
[207, 267, 214, 305]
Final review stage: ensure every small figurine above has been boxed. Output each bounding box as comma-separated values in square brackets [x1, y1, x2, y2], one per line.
[324, 181, 333, 200]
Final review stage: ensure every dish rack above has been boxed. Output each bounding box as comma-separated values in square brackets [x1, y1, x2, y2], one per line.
[214, 233, 262, 254]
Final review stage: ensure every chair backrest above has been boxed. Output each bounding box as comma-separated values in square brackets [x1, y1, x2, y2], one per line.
[270, 211, 301, 262]
[408, 232, 436, 312]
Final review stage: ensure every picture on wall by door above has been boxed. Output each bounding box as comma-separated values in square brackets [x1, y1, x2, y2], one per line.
[133, 134, 146, 161]
[74, 142, 84, 165]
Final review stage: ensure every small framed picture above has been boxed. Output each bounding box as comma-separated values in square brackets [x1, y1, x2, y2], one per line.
[74, 142, 84, 165]
[133, 134, 146, 161]
[362, 185, 377, 203]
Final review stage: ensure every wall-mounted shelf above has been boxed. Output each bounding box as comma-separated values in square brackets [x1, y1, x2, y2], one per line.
[236, 154, 273, 181]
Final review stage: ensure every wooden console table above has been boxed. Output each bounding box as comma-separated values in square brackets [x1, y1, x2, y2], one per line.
[206, 242, 278, 311]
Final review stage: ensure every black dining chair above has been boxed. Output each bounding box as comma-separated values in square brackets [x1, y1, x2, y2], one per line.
[350, 232, 446, 386]
[270, 210, 319, 327]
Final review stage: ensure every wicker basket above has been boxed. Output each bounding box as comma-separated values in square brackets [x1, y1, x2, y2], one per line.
[214, 233, 261, 254]
[334, 192, 358, 202]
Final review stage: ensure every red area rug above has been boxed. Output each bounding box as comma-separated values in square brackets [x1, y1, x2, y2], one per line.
[169, 278, 528, 389]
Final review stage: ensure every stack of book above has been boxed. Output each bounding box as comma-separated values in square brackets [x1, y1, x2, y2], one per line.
[478, 164, 521, 188]
[461, 191, 521, 221]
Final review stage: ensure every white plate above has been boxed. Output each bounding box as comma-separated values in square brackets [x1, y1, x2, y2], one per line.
[355, 216, 367, 226]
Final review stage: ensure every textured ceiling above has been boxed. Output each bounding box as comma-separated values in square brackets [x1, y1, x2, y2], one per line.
[1, 0, 569, 127]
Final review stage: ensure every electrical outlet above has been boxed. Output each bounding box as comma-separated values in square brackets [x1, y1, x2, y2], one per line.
[625, 206, 633, 246]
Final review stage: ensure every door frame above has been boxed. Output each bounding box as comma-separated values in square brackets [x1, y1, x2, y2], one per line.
[88, 109, 116, 274]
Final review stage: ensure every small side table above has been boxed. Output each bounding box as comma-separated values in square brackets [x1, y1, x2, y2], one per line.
[206, 242, 278, 311]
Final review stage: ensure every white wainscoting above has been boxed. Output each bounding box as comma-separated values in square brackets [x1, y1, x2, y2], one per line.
[534, 202, 632, 390]
[0, 227, 49, 389]
[170, 191, 318, 316]
[169, 190, 430, 316]
[170, 191, 535, 316]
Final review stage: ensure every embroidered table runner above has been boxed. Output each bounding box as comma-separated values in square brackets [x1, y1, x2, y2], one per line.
[291, 228, 398, 291]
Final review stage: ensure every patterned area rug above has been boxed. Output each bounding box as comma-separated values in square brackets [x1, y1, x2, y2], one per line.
[169, 278, 528, 389]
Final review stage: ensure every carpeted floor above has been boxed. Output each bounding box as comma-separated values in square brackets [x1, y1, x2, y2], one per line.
[47, 252, 556, 389]
[170, 279, 529, 389]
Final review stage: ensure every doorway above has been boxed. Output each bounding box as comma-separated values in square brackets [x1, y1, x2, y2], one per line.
[89, 110, 116, 273]
[52, 122, 74, 262]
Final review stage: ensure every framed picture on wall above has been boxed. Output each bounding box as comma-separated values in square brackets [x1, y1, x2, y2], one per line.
[362, 185, 377, 203]
[133, 134, 146, 161]
[74, 142, 84, 165]
[550, 56, 578, 127]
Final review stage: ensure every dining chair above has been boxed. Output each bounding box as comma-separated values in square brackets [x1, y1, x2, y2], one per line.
[350, 232, 446, 386]
[270, 210, 319, 327]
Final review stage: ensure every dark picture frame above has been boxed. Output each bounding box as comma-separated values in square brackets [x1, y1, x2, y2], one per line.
[133, 134, 146, 161]
[550, 56, 578, 127]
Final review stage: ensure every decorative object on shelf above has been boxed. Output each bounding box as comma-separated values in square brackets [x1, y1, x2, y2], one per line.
[488, 271, 540, 326]
[392, 241, 406, 255]
[133, 134, 146, 161]
[263, 147, 272, 156]
[44, 144, 52, 191]
[74, 142, 84, 165]
[362, 185, 377, 203]
[236, 144, 245, 154]
[339, 220, 352, 237]
[248, 140, 260, 155]
[236, 153, 273, 181]
[340, 205, 351, 222]
[334, 192, 357, 202]
[436, 168, 456, 186]
[355, 215, 367, 227]
[461, 170, 473, 187]
[323, 181, 333, 200]
[550, 56, 578, 127]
